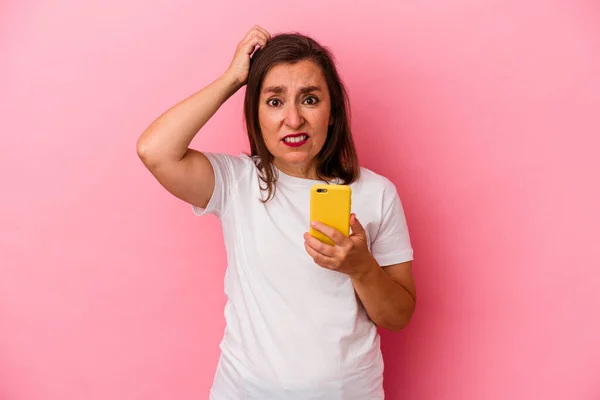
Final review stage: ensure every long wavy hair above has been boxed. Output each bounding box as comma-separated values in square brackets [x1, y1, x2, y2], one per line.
[244, 32, 360, 202]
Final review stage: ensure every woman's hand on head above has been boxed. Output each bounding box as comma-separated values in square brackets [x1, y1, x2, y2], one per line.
[225, 25, 271, 87]
[303, 214, 378, 279]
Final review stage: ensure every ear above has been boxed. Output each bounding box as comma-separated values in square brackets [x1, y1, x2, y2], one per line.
[329, 115, 334, 126]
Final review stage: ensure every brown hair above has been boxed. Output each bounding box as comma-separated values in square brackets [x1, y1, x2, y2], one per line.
[243, 32, 360, 202]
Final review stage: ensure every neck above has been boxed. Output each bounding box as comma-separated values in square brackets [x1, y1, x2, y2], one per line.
[274, 159, 319, 180]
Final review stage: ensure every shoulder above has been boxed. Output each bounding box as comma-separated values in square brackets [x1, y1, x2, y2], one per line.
[354, 166, 399, 201]
[204, 151, 256, 168]
[196, 152, 261, 193]
[203, 152, 258, 175]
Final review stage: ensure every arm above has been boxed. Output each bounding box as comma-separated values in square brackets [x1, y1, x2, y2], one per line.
[136, 74, 241, 208]
[136, 26, 270, 208]
[304, 214, 416, 332]
[350, 261, 416, 332]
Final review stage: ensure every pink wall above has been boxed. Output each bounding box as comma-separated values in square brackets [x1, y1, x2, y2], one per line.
[2, 0, 599, 399]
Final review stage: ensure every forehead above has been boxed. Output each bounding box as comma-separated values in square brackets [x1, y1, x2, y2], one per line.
[262, 59, 327, 90]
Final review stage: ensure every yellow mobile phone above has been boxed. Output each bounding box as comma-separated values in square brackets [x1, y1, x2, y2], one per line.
[309, 184, 352, 245]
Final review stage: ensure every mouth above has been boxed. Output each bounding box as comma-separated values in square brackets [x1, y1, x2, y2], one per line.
[282, 133, 309, 148]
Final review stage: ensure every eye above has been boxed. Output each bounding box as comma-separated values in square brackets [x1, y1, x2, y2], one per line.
[303, 96, 319, 105]
[267, 98, 282, 107]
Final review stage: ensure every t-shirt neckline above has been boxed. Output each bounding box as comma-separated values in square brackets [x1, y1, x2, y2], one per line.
[274, 166, 345, 187]
[275, 167, 327, 187]
[246, 154, 343, 187]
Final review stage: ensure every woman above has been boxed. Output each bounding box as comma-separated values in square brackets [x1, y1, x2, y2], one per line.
[137, 25, 416, 400]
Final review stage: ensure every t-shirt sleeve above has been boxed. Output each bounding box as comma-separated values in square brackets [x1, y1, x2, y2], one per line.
[370, 185, 414, 267]
[191, 152, 245, 219]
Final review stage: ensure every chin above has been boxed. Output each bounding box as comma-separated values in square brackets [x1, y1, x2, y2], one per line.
[281, 152, 314, 165]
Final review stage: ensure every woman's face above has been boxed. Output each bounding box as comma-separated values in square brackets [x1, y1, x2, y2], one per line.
[258, 59, 333, 178]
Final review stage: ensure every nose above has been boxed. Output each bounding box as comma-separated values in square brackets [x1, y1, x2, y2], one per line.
[283, 104, 305, 130]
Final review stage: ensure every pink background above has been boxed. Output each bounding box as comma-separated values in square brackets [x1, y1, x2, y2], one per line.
[2, 0, 599, 399]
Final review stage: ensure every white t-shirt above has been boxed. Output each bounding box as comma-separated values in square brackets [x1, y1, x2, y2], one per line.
[193, 153, 413, 400]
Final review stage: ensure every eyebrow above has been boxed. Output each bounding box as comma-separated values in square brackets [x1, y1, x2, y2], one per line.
[262, 85, 322, 95]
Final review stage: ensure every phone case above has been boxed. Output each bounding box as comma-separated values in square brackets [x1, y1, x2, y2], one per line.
[309, 184, 352, 245]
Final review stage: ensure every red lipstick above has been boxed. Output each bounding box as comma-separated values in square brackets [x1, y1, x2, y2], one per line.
[282, 132, 309, 148]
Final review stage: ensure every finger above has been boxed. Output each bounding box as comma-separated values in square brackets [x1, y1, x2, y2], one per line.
[350, 213, 366, 237]
[240, 35, 267, 56]
[253, 25, 271, 41]
[304, 241, 337, 269]
[242, 26, 261, 42]
[240, 29, 266, 50]
[244, 33, 268, 52]
[303, 232, 337, 257]
[243, 28, 268, 45]
[310, 221, 347, 246]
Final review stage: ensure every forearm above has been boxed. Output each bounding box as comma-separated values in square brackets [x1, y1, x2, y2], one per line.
[137, 73, 242, 163]
[350, 260, 416, 332]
